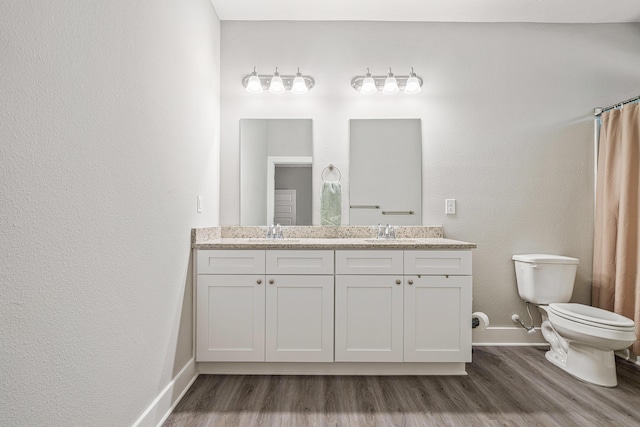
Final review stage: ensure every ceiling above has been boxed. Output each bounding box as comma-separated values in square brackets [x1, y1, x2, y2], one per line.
[210, 0, 640, 23]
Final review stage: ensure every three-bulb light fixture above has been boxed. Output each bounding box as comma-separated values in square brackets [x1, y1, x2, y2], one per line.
[243, 67, 315, 94]
[243, 66, 423, 95]
[352, 67, 423, 95]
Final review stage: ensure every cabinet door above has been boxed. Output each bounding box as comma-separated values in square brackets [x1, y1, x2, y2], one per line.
[196, 275, 265, 362]
[265, 275, 334, 362]
[335, 275, 404, 362]
[404, 275, 472, 362]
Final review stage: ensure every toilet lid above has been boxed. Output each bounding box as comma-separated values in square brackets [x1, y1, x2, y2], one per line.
[549, 303, 635, 330]
[512, 254, 579, 264]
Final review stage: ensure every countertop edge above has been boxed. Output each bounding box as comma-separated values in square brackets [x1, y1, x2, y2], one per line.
[192, 238, 477, 250]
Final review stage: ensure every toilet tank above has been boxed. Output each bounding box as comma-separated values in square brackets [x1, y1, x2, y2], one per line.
[512, 254, 579, 304]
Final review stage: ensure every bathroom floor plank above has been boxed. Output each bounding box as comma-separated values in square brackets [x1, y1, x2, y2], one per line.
[164, 347, 640, 427]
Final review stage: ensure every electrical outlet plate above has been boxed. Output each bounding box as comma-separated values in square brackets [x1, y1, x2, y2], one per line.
[445, 199, 456, 215]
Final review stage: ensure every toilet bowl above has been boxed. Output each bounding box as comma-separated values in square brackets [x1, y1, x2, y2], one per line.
[513, 254, 637, 387]
[542, 303, 635, 387]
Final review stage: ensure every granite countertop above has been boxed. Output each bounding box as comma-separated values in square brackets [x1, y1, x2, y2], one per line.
[192, 237, 476, 250]
[192, 226, 476, 250]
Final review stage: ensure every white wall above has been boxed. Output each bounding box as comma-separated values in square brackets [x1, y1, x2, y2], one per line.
[0, 1, 220, 425]
[220, 22, 640, 338]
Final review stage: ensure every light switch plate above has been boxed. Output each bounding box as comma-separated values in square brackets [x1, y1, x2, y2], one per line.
[445, 199, 456, 215]
[197, 195, 203, 213]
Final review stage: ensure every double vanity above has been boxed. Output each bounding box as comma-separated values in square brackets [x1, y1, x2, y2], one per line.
[192, 226, 476, 375]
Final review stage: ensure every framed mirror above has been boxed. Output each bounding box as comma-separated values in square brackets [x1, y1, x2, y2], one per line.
[349, 119, 422, 225]
[240, 119, 313, 225]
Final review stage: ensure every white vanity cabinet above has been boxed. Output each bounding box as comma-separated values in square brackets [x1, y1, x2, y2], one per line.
[335, 251, 404, 362]
[265, 251, 334, 362]
[196, 250, 266, 362]
[195, 245, 473, 372]
[404, 251, 472, 362]
[335, 250, 472, 363]
[196, 249, 334, 363]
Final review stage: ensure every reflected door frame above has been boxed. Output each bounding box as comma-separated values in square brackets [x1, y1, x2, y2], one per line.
[267, 156, 313, 225]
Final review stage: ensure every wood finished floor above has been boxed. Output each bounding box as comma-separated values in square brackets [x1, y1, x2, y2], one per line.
[164, 346, 640, 426]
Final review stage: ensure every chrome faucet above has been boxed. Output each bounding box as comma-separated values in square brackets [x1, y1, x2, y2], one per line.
[266, 224, 277, 239]
[377, 224, 395, 239]
[388, 224, 396, 239]
[266, 223, 284, 239]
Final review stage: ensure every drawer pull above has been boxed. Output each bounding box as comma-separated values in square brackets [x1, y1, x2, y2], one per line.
[256, 279, 262, 285]
[408, 280, 414, 285]
[395, 279, 401, 285]
[269, 279, 275, 285]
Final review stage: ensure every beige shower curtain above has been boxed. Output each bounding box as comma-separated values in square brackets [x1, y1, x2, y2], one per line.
[593, 103, 640, 354]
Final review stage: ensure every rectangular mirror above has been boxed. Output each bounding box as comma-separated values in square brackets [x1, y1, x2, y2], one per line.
[240, 119, 313, 225]
[349, 119, 422, 225]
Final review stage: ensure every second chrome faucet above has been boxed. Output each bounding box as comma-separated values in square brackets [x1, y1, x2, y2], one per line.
[377, 224, 396, 239]
[266, 223, 284, 239]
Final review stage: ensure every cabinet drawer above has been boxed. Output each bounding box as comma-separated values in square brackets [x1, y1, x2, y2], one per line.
[336, 250, 403, 275]
[197, 250, 265, 275]
[266, 250, 334, 275]
[404, 251, 471, 275]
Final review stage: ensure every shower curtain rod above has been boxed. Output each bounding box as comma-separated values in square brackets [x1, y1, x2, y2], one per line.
[594, 94, 640, 116]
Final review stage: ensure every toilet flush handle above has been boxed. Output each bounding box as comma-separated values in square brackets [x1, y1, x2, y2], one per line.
[531, 264, 539, 268]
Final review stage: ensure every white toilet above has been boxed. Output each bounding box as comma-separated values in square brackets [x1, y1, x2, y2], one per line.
[513, 254, 636, 387]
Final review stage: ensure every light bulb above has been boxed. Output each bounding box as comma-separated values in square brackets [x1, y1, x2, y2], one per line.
[360, 68, 377, 95]
[291, 68, 308, 94]
[269, 67, 285, 94]
[382, 68, 399, 95]
[245, 67, 263, 94]
[404, 76, 421, 94]
[404, 68, 421, 94]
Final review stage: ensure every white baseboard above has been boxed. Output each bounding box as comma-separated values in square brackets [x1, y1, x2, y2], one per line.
[473, 326, 549, 346]
[132, 358, 198, 427]
[197, 361, 467, 376]
[615, 349, 640, 366]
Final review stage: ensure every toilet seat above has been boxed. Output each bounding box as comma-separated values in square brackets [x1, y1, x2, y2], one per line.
[549, 303, 635, 331]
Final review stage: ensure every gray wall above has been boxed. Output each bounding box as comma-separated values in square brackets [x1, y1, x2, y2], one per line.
[219, 21, 640, 342]
[240, 118, 312, 224]
[267, 119, 313, 156]
[0, 1, 220, 425]
[240, 119, 268, 224]
[275, 166, 313, 225]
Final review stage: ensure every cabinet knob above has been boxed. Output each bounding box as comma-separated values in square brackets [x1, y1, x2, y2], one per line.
[408, 280, 414, 285]
[256, 279, 262, 285]
[395, 279, 401, 285]
[269, 279, 275, 285]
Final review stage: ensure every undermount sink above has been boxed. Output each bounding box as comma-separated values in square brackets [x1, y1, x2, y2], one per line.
[363, 239, 418, 243]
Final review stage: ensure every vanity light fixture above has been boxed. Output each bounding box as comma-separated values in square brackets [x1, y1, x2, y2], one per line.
[404, 67, 422, 94]
[360, 68, 377, 95]
[382, 68, 399, 95]
[291, 68, 308, 94]
[242, 66, 315, 94]
[268, 67, 285, 94]
[245, 67, 263, 94]
[351, 67, 423, 95]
